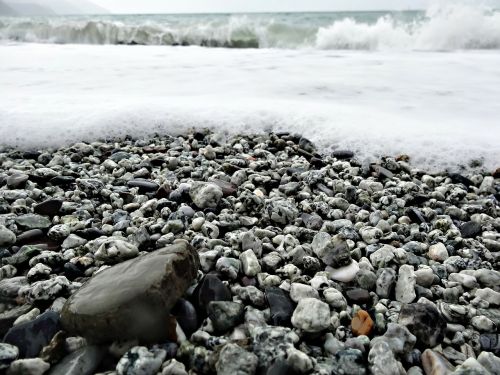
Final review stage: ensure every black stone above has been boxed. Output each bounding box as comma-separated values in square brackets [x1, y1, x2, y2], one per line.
[49, 176, 76, 186]
[460, 221, 482, 238]
[449, 173, 473, 188]
[63, 262, 85, 280]
[0, 304, 33, 336]
[211, 180, 237, 196]
[398, 303, 447, 347]
[3, 311, 60, 358]
[332, 150, 355, 160]
[171, 299, 198, 337]
[479, 333, 500, 355]
[34, 199, 63, 216]
[127, 179, 160, 193]
[265, 287, 294, 326]
[298, 137, 316, 153]
[75, 228, 105, 240]
[15, 229, 45, 246]
[407, 208, 427, 224]
[345, 288, 371, 305]
[193, 274, 232, 315]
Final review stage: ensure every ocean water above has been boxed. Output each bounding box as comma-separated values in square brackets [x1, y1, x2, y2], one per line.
[0, 4, 499, 170]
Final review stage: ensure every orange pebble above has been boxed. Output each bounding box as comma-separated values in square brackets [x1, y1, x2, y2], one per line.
[351, 309, 374, 336]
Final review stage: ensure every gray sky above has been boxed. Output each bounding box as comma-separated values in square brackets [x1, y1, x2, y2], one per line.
[92, 0, 498, 14]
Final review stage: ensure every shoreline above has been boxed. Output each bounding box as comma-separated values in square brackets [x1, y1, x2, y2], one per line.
[0, 130, 499, 374]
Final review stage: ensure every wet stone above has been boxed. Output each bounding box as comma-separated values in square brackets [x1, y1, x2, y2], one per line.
[171, 299, 198, 337]
[127, 179, 160, 193]
[193, 274, 232, 315]
[6, 358, 50, 375]
[345, 288, 371, 305]
[3, 311, 60, 358]
[421, 349, 455, 375]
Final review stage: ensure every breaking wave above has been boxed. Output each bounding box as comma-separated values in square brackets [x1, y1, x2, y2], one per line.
[1, 4, 500, 50]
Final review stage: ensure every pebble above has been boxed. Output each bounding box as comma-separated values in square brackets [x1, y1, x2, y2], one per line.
[0, 226, 16, 247]
[351, 310, 374, 336]
[421, 349, 454, 375]
[265, 287, 294, 326]
[0, 343, 19, 370]
[14, 214, 51, 230]
[395, 265, 416, 303]
[116, 346, 166, 375]
[291, 298, 331, 332]
[398, 303, 447, 347]
[427, 243, 449, 262]
[326, 260, 360, 283]
[6, 358, 50, 375]
[215, 343, 258, 375]
[207, 301, 244, 333]
[189, 182, 223, 209]
[240, 249, 261, 277]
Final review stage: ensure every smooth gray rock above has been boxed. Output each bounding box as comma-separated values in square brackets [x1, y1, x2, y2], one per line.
[0, 226, 16, 247]
[189, 182, 223, 209]
[61, 241, 199, 343]
[291, 298, 330, 332]
[14, 215, 51, 230]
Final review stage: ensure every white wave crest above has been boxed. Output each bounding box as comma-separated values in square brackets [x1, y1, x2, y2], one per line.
[316, 4, 500, 50]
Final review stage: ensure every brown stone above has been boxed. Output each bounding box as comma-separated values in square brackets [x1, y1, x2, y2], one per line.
[351, 309, 374, 336]
[421, 349, 455, 375]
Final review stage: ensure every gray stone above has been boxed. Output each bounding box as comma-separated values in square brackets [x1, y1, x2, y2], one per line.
[0, 226, 16, 247]
[265, 199, 299, 225]
[428, 243, 449, 262]
[291, 298, 330, 332]
[94, 238, 139, 263]
[116, 346, 166, 375]
[326, 260, 360, 283]
[189, 182, 223, 209]
[311, 232, 351, 267]
[395, 265, 416, 303]
[477, 351, 500, 375]
[398, 303, 447, 347]
[6, 358, 50, 375]
[61, 241, 199, 343]
[421, 349, 454, 375]
[0, 343, 19, 370]
[207, 301, 244, 333]
[370, 323, 416, 355]
[370, 246, 395, 268]
[216, 343, 258, 375]
[14, 215, 51, 230]
[239, 250, 261, 277]
[290, 283, 319, 302]
[368, 340, 404, 375]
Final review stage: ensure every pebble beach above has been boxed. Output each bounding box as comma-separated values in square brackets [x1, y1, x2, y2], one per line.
[0, 130, 499, 375]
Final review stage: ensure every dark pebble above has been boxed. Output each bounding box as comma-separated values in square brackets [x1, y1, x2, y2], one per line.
[34, 199, 63, 216]
[15, 229, 45, 246]
[3, 310, 60, 358]
[6, 173, 29, 189]
[74, 228, 105, 240]
[407, 208, 427, 224]
[193, 274, 232, 315]
[398, 303, 447, 347]
[49, 176, 76, 186]
[332, 150, 355, 160]
[479, 333, 500, 355]
[171, 299, 198, 337]
[265, 287, 294, 326]
[460, 221, 482, 238]
[127, 179, 160, 193]
[345, 288, 371, 305]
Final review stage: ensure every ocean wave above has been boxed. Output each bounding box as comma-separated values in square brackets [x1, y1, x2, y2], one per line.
[0, 4, 500, 50]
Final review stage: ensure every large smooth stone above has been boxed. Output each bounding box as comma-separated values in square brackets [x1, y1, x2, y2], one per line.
[60, 241, 199, 343]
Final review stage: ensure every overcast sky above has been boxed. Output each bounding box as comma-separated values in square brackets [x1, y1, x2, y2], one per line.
[92, 0, 500, 14]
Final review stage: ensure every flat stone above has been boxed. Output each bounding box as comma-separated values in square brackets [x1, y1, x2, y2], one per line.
[398, 303, 447, 347]
[6, 173, 29, 189]
[33, 200, 63, 217]
[48, 346, 103, 375]
[14, 215, 51, 230]
[460, 221, 482, 238]
[61, 241, 199, 343]
[3, 311, 60, 358]
[127, 179, 160, 193]
[351, 310, 374, 336]
[421, 349, 454, 375]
